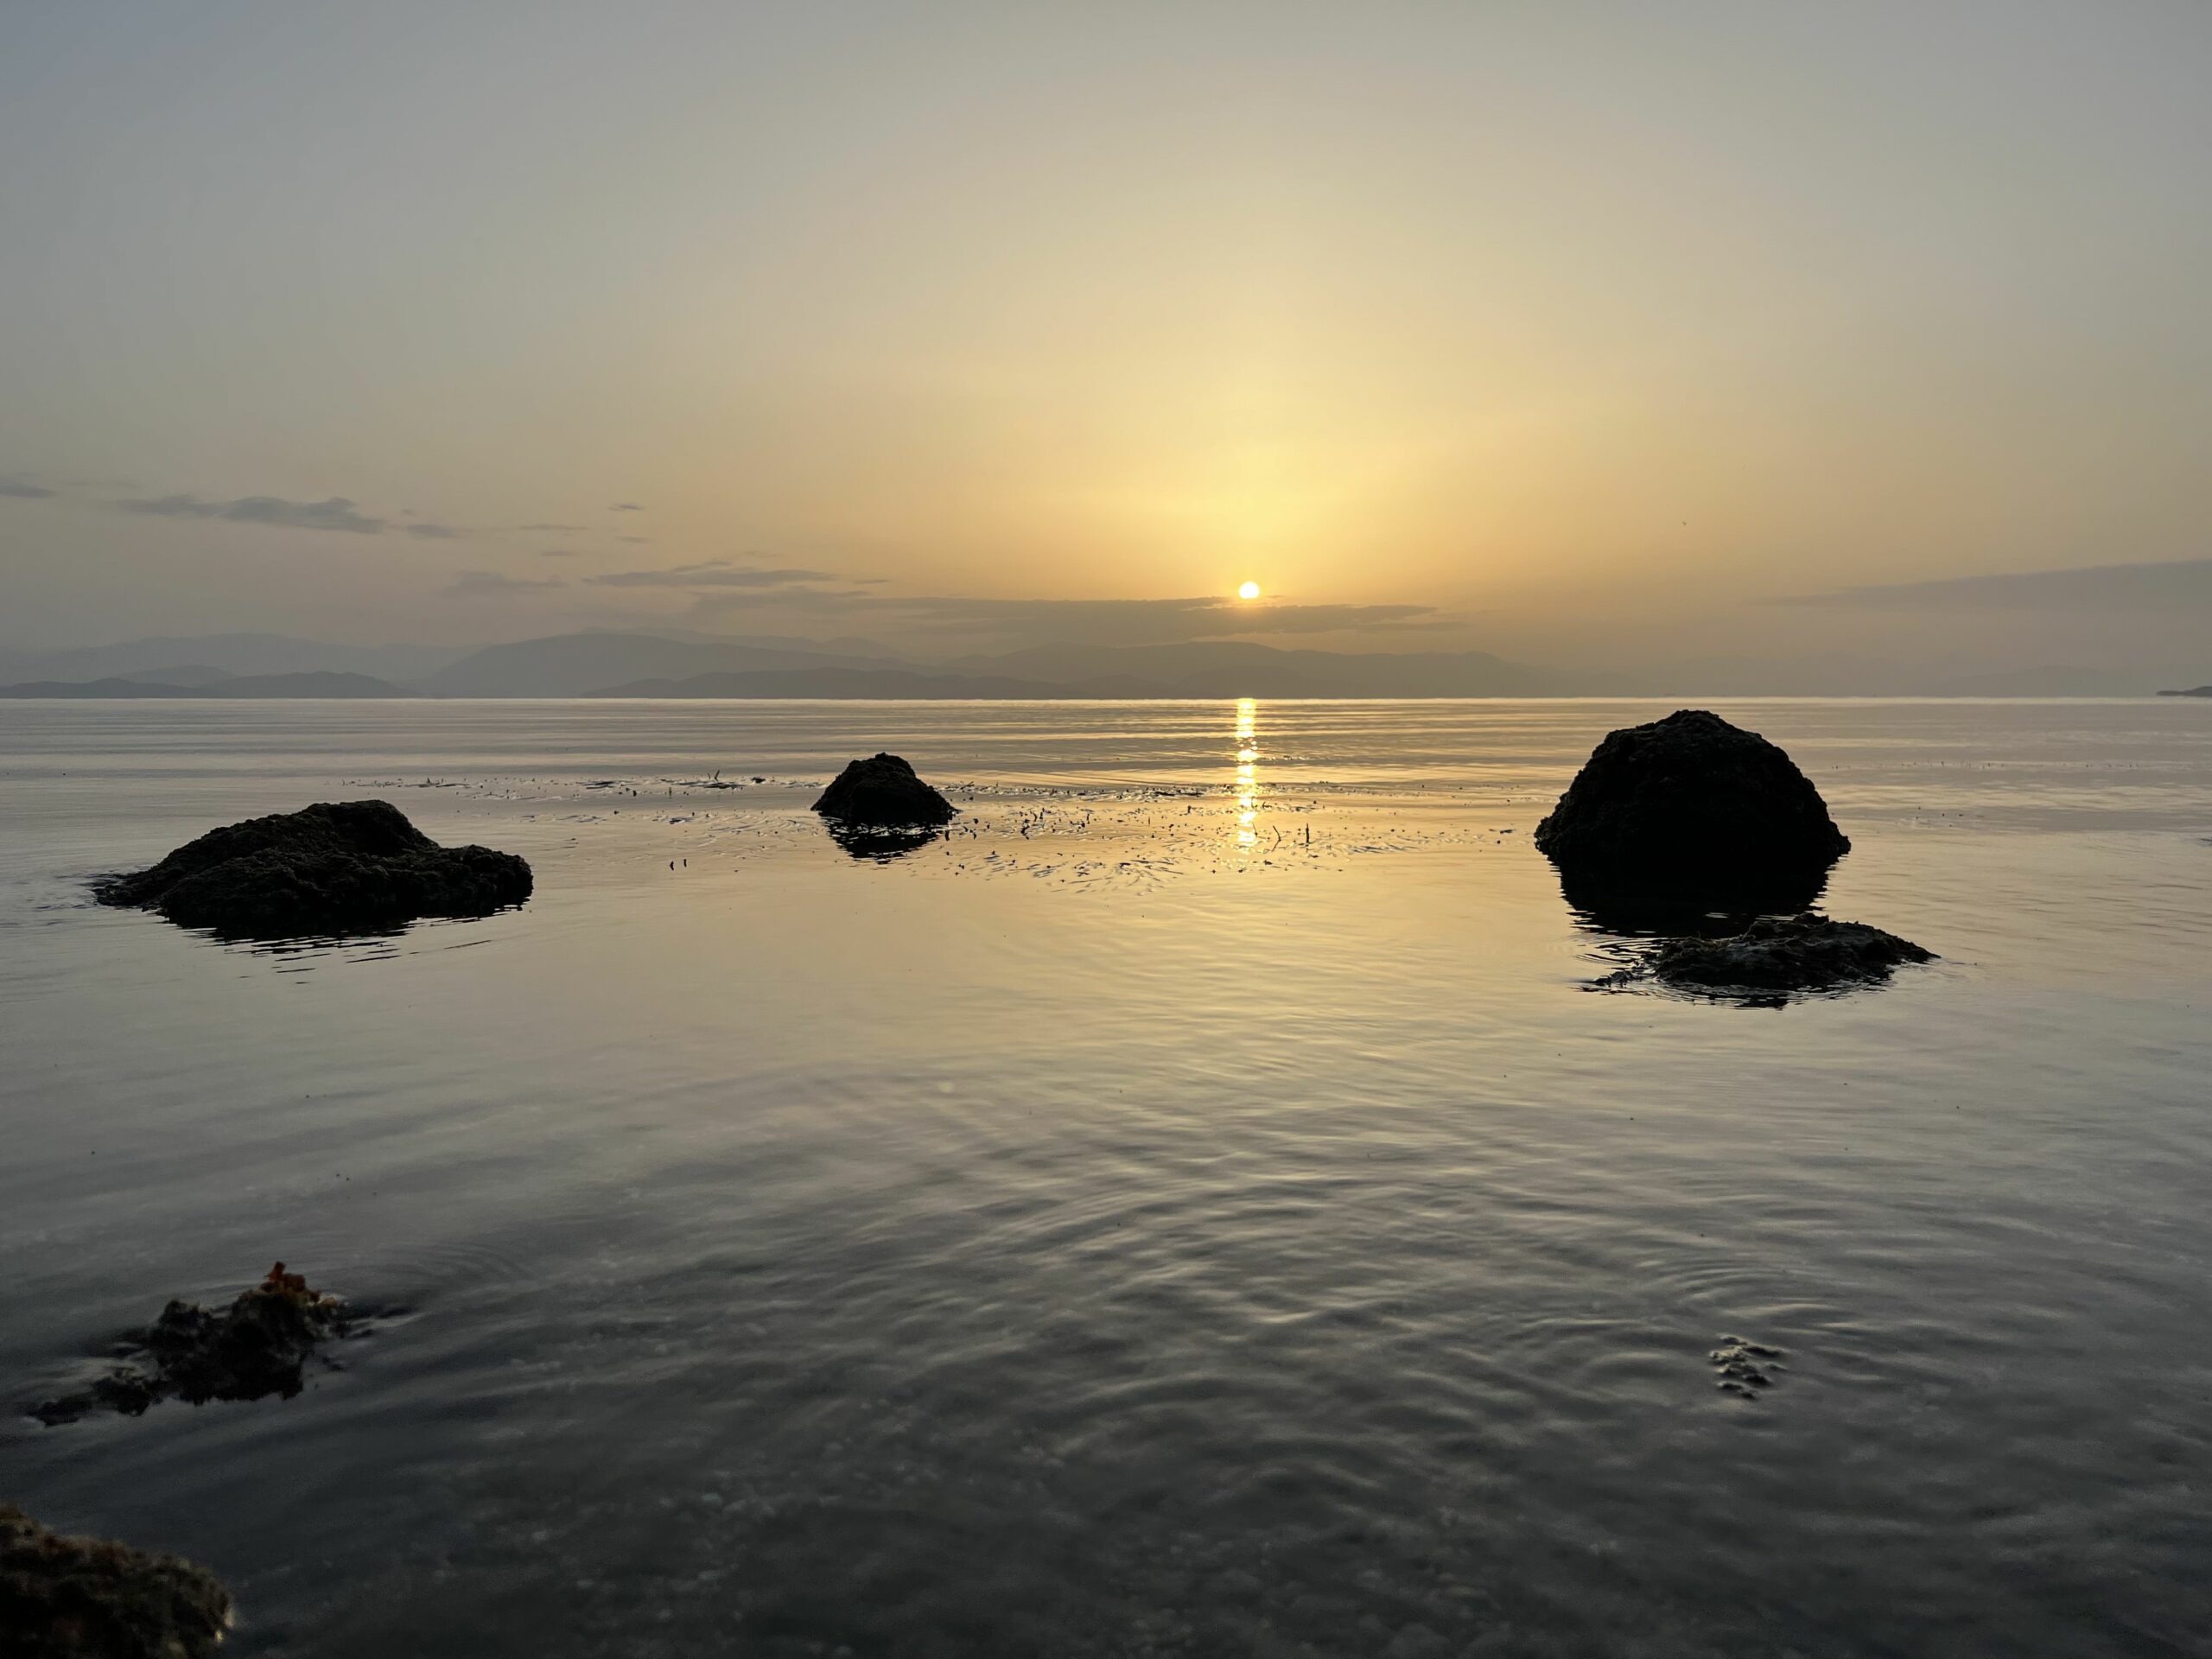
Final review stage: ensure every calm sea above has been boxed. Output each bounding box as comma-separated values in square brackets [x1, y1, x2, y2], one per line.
[1, 698, 2207, 1658]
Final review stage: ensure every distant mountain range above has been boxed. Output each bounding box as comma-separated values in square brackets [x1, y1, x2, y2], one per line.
[417, 632, 899, 697]
[591, 668, 1172, 699]
[943, 641, 1574, 697]
[0, 671, 410, 699]
[588, 642, 1566, 700]
[0, 632, 465, 686]
[0, 629, 2201, 700]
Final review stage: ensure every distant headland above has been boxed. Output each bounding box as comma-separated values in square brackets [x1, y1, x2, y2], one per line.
[1, 631, 2203, 701]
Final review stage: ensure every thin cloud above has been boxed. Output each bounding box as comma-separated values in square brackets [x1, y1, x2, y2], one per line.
[895, 594, 1440, 644]
[405, 522, 463, 540]
[589, 559, 838, 589]
[683, 588, 1439, 647]
[1782, 557, 2212, 613]
[617, 535, 652, 544]
[0, 480, 56, 499]
[610, 502, 645, 512]
[520, 522, 585, 532]
[445, 569, 568, 596]
[538, 548, 580, 558]
[123, 493, 385, 534]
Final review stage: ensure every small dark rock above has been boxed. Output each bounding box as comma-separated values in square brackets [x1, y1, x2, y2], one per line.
[1710, 1335, 1785, 1397]
[35, 1265, 352, 1426]
[1536, 709, 1849, 907]
[1641, 914, 1935, 994]
[0, 1503, 232, 1657]
[812, 753, 955, 829]
[94, 800, 531, 937]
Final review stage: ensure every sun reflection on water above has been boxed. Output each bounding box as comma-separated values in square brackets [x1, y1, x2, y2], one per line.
[1234, 696, 1259, 847]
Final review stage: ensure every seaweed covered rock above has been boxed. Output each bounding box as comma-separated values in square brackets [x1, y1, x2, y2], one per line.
[812, 753, 955, 829]
[35, 1265, 351, 1426]
[0, 1504, 232, 1658]
[95, 800, 531, 936]
[1710, 1335, 1786, 1397]
[1535, 710, 1848, 907]
[1643, 915, 1934, 994]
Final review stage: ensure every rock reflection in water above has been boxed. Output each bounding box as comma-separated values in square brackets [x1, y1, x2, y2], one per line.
[1555, 865, 1831, 940]
[823, 819, 946, 861]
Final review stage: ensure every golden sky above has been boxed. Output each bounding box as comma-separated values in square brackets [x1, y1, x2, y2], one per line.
[3, 3, 2209, 670]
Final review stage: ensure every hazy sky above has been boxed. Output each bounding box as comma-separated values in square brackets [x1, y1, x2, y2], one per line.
[3, 2, 2209, 666]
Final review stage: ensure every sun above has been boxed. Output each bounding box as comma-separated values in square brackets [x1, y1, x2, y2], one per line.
[1237, 580, 1262, 601]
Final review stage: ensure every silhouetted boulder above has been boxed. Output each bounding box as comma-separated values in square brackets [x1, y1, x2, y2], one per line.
[1642, 915, 1934, 993]
[1536, 709, 1848, 906]
[812, 753, 955, 829]
[34, 1265, 353, 1426]
[0, 1503, 232, 1658]
[94, 799, 531, 936]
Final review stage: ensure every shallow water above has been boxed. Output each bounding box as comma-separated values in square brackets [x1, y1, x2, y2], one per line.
[1, 697, 2208, 1658]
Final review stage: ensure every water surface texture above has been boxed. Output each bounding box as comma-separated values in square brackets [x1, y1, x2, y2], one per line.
[2, 698, 2207, 1658]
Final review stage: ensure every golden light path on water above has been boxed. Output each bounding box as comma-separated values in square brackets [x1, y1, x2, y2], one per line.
[1235, 696, 1259, 848]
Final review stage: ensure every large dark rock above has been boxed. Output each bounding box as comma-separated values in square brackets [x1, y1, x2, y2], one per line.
[1536, 709, 1848, 906]
[1641, 914, 1935, 994]
[94, 800, 531, 936]
[0, 1504, 232, 1658]
[812, 753, 956, 829]
[35, 1265, 353, 1426]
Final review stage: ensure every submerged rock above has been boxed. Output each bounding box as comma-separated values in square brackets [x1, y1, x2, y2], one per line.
[94, 799, 531, 936]
[1535, 709, 1848, 907]
[811, 753, 956, 829]
[35, 1265, 352, 1426]
[1710, 1335, 1785, 1397]
[1642, 914, 1935, 994]
[0, 1504, 232, 1657]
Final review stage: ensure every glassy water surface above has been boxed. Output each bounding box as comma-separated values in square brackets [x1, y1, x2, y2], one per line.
[0, 698, 2207, 1657]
